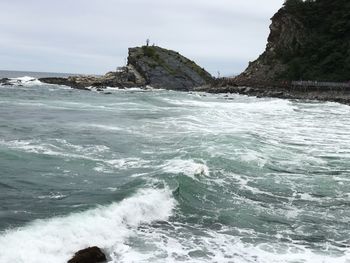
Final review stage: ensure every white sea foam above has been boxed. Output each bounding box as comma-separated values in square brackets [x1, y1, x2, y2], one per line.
[105, 158, 149, 169]
[0, 139, 151, 174]
[7, 76, 44, 87]
[131, 222, 350, 263]
[0, 188, 176, 263]
[81, 124, 123, 131]
[37, 192, 67, 200]
[127, 87, 147, 91]
[109, 220, 350, 263]
[162, 96, 296, 113]
[162, 159, 209, 179]
[94, 158, 150, 173]
[0, 139, 107, 161]
[15, 76, 36, 82]
[239, 149, 267, 168]
[104, 86, 122, 91]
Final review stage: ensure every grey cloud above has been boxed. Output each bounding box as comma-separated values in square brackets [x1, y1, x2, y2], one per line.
[0, 0, 284, 75]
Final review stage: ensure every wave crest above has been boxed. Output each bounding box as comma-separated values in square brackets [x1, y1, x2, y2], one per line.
[162, 159, 209, 179]
[0, 188, 176, 263]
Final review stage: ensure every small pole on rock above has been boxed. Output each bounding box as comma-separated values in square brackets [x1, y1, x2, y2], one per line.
[146, 38, 150, 47]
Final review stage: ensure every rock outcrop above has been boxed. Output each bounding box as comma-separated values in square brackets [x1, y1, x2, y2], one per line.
[201, 0, 350, 106]
[235, 7, 306, 85]
[39, 46, 212, 91]
[40, 66, 144, 90]
[67, 246, 106, 263]
[128, 46, 213, 90]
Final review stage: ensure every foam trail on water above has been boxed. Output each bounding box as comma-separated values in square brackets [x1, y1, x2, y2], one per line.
[0, 188, 176, 263]
[124, 223, 350, 263]
[162, 159, 209, 179]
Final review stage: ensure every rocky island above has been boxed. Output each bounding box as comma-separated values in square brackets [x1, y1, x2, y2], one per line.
[39, 46, 213, 91]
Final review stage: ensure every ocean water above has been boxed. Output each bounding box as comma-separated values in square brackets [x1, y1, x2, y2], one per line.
[0, 74, 349, 263]
[0, 70, 75, 79]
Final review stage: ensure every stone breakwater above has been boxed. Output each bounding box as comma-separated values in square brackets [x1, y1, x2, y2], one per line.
[210, 85, 350, 105]
[200, 78, 350, 105]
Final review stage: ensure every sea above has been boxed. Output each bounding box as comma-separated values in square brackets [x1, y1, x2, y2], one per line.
[0, 71, 349, 263]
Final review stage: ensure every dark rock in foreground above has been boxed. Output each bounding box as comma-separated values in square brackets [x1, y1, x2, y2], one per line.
[39, 46, 213, 91]
[68, 246, 106, 263]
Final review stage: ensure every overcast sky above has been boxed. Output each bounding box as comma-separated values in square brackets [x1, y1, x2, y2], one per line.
[0, 0, 284, 76]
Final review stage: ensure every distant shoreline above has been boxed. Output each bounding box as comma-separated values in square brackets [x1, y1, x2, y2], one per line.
[0, 70, 97, 79]
[2, 72, 350, 107]
[2, 68, 350, 107]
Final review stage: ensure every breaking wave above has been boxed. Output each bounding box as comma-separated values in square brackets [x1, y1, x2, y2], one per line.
[0, 188, 176, 263]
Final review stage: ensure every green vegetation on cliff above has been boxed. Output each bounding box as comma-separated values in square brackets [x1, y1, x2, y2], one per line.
[280, 0, 350, 81]
[128, 46, 212, 90]
[237, 0, 350, 83]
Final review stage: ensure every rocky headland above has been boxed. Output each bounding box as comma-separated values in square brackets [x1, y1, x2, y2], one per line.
[235, 0, 350, 84]
[39, 46, 213, 91]
[205, 0, 350, 105]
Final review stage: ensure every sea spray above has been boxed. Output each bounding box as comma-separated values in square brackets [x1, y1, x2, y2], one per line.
[0, 188, 176, 263]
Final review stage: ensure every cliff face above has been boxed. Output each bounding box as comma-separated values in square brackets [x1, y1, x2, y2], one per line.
[128, 46, 213, 90]
[39, 46, 212, 91]
[235, 7, 307, 84]
[236, 0, 350, 83]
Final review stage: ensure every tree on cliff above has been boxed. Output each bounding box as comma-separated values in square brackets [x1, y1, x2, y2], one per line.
[280, 0, 350, 81]
[284, 0, 304, 9]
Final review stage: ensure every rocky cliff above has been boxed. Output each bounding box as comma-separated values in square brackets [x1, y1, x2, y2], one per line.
[40, 46, 212, 91]
[236, 0, 350, 83]
[128, 46, 212, 90]
[235, 7, 306, 84]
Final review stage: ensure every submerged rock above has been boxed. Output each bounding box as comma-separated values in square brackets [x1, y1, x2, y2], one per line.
[0, 78, 13, 86]
[67, 246, 107, 263]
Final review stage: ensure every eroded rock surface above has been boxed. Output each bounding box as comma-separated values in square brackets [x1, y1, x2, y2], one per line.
[235, 8, 306, 85]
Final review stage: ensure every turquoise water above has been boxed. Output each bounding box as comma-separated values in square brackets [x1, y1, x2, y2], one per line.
[0, 76, 349, 263]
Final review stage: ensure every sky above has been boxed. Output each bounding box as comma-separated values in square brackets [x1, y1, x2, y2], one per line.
[0, 0, 284, 76]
